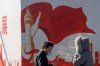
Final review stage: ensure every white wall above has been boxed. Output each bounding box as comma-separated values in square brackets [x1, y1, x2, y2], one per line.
[0, 0, 21, 66]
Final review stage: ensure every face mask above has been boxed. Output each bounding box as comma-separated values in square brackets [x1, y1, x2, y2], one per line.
[47, 52, 52, 55]
[46, 51, 52, 55]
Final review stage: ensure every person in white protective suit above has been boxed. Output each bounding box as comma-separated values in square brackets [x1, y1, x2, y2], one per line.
[73, 36, 94, 66]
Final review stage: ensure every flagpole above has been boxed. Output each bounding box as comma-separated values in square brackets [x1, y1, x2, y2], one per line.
[0, 31, 10, 66]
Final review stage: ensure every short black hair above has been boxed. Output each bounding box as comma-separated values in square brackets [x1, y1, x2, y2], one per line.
[42, 42, 54, 49]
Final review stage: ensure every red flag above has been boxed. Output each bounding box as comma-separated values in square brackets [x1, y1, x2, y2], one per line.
[21, 2, 95, 44]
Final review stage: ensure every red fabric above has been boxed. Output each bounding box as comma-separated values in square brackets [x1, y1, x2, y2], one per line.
[21, 2, 95, 44]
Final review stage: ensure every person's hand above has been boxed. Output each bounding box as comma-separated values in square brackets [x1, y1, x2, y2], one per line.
[52, 60, 59, 66]
[74, 53, 80, 59]
[52, 62, 57, 66]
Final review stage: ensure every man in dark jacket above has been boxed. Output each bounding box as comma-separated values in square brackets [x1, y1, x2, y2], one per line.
[35, 42, 57, 66]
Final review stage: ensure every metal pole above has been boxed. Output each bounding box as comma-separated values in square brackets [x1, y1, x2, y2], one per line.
[0, 31, 10, 66]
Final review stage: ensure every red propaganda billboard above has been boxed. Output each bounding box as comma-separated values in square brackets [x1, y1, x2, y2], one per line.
[21, 0, 100, 66]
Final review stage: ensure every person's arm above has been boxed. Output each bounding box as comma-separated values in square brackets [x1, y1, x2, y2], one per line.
[73, 53, 87, 66]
